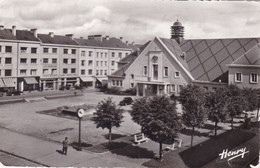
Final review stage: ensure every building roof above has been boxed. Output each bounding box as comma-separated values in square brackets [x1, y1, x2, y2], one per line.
[230, 43, 260, 66]
[181, 38, 260, 82]
[37, 34, 78, 45]
[75, 37, 131, 49]
[0, 29, 39, 41]
[16, 30, 40, 41]
[0, 29, 16, 40]
[159, 37, 189, 71]
[111, 41, 151, 77]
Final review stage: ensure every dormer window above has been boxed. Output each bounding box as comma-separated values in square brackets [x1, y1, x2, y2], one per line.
[235, 73, 242, 83]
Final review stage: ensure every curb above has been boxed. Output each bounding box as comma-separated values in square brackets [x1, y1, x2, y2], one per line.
[0, 149, 49, 167]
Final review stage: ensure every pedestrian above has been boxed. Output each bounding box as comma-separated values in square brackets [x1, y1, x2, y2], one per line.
[62, 137, 69, 155]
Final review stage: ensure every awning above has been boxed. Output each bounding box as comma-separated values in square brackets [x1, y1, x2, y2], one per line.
[96, 77, 108, 83]
[80, 76, 94, 82]
[24, 77, 38, 84]
[0, 78, 5, 87]
[2, 78, 16, 87]
[136, 80, 169, 85]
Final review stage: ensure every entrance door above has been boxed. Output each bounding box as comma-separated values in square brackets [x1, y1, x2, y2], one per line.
[153, 64, 158, 80]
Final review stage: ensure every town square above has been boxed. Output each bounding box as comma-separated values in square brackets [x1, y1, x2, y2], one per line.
[0, 0, 260, 167]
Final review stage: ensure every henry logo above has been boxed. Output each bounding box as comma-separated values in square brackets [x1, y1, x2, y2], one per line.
[217, 147, 250, 167]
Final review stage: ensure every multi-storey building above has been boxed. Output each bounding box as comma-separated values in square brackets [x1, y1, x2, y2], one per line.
[0, 26, 133, 91]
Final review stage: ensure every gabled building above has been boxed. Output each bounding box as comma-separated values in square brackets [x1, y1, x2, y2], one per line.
[108, 20, 260, 96]
[108, 36, 194, 96]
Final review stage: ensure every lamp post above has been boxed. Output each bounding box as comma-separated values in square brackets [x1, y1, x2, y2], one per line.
[77, 108, 85, 151]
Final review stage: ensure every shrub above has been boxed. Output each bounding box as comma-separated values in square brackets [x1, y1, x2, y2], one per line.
[124, 88, 136, 95]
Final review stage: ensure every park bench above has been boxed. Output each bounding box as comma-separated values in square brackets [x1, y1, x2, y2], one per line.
[165, 139, 182, 150]
[134, 133, 148, 145]
[206, 129, 214, 137]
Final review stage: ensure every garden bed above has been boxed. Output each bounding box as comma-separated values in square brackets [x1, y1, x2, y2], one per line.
[36, 104, 96, 121]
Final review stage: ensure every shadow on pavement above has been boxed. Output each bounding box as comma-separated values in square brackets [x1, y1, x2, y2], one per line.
[179, 130, 256, 168]
[103, 133, 126, 141]
[56, 150, 63, 155]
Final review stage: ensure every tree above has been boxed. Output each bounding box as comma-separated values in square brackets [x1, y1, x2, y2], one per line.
[241, 87, 258, 113]
[178, 84, 208, 146]
[130, 95, 182, 160]
[92, 97, 123, 144]
[205, 87, 228, 136]
[225, 84, 244, 129]
[257, 89, 260, 119]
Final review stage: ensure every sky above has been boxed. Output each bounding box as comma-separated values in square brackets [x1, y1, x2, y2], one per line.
[0, 0, 260, 44]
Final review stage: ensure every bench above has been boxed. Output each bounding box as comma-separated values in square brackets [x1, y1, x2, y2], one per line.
[134, 133, 148, 144]
[166, 139, 182, 150]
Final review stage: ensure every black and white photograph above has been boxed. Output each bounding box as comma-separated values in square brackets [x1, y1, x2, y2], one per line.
[0, 0, 259, 167]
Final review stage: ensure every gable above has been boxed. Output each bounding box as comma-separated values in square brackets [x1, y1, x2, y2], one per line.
[125, 36, 194, 82]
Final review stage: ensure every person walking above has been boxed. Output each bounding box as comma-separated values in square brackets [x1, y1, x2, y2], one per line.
[62, 137, 69, 155]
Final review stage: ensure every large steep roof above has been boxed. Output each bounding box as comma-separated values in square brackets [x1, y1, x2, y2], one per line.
[230, 43, 260, 66]
[181, 38, 260, 82]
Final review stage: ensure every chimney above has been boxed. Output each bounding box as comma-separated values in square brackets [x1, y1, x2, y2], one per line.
[126, 41, 128, 46]
[49, 32, 54, 38]
[12, 25, 16, 36]
[93, 35, 102, 42]
[105, 36, 109, 40]
[66, 34, 74, 39]
[132, 42, 135, 45]
[30, 28, 37, 38]
[0, 25, 4, 30]
[181, 52, 186, 60]
[120, 37, 123, 42]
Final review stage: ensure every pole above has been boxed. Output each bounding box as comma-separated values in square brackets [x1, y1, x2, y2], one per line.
[78, 117, 82, 151]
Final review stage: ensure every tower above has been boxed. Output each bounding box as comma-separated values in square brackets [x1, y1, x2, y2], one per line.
[171, 19, 184, 44]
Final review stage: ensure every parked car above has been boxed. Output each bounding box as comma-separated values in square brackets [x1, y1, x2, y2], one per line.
[119, 97, 133, 106]
[6, 89, 23, 96]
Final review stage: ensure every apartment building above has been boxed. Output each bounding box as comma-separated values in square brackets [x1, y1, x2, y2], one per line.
[0, 26, 133, 91]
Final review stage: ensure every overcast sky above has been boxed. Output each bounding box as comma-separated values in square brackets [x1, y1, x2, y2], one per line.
[0, 0, 260, 44]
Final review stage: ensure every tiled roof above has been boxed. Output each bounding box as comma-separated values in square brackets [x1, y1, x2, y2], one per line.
[111, 41, 150, 77]
[159, 38, 189, 71]
[75, 37, 131, 49]
[38, 34, 78, 45]
[230, 43, 260, 66]
[0, 29, 16, 40]
[181, 38, 260, 82]
[0, 29, 39, 41]
[16, 30, 39, 41]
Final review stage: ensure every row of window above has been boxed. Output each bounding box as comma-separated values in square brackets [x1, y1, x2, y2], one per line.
[142, 66, 180, 78]
[235, 72, 259, 84]
[0, 57, 12, 64]
[0, 69, 12, 76]
[19, 69, 58, 76]
[20, 47, 76, 55]
[112, 80, 123, 87]
[63, 68, 76, 74]
[0, 46, 12, 53]
[81, 51, 128, 59]
[63, 59, 76, 64]
[95, 69, 107, 76]
[80, 69, 93, 75]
